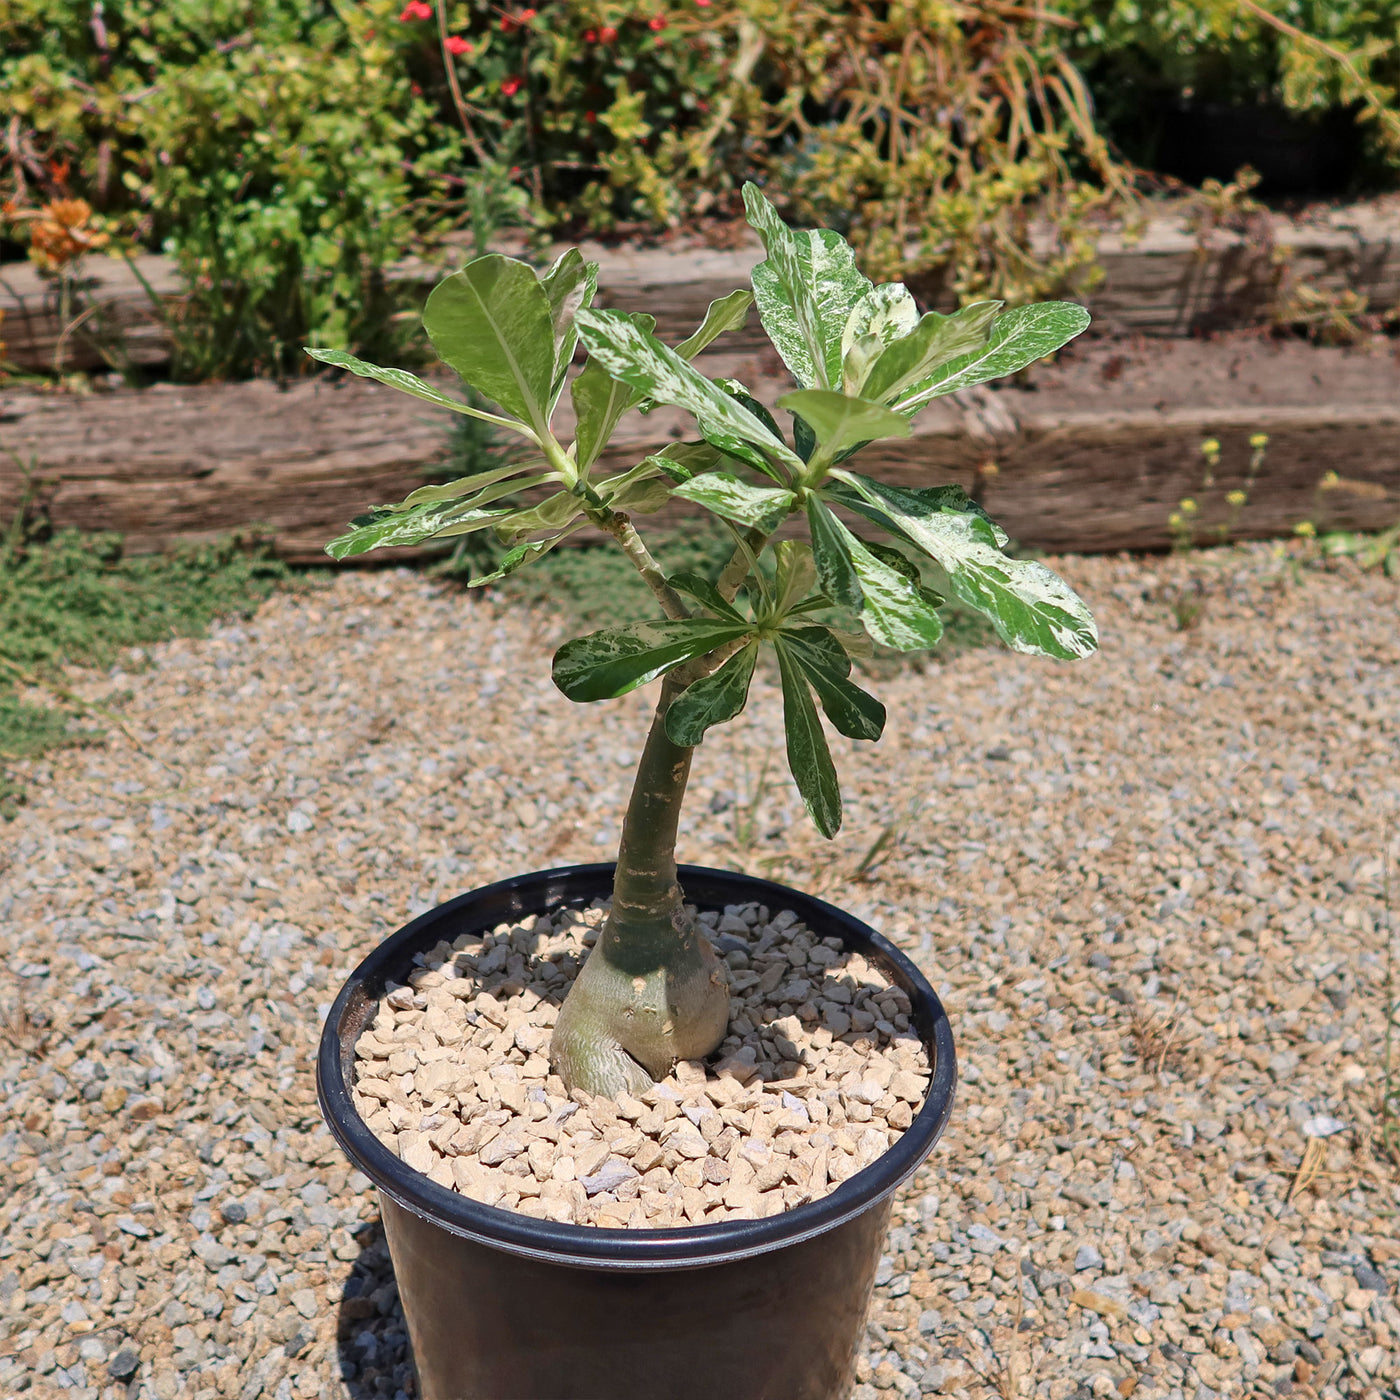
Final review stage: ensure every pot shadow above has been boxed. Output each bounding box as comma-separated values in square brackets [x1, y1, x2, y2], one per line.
[334, 1219, 416, 1400]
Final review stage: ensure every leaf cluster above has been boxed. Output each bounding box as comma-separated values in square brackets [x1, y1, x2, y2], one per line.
[317, 185, 1097, 838]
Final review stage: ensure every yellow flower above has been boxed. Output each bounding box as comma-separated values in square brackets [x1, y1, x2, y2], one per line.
[1179, 498, 1198, 514]
[1249, 433, 1269, 449]
[1294, 521, 1317, 538]
[1200, 438, 1220, 457]
[1225, 490, 1247, 507]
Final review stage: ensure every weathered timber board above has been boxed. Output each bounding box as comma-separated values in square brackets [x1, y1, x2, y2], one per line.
[2, 339, 1395, 561]
[4, 202, 1400, 370]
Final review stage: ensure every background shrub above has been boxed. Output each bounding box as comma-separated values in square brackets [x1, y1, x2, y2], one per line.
[4, 0, 1398, 382]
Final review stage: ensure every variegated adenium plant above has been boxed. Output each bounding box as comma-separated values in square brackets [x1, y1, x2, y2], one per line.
[311, 185, 1097, 1098]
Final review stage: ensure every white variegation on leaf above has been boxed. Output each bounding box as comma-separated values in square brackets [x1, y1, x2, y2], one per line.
[553, 619, 752, 702]
[831, 471, 1098, 659]
[891, 302, 1091, 413]
[742, 184, 873, 391]
[670, 474, 795, 530]
[574, 308, 803, 471]
[325, 498, 516, 559]
[393, 462, 549, 511]
[860, 301, 1002, 408]
[840, 283, 919, 362]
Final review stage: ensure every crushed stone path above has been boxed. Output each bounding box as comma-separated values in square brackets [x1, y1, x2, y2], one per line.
[1, 541, 1397, 1400]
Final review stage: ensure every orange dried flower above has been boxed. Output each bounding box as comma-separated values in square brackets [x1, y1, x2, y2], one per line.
[28, 199, 108, 273]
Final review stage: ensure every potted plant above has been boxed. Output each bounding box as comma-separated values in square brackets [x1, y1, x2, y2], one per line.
[313, 185, 1097, 1400]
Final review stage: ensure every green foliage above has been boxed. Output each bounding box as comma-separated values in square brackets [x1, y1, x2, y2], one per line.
[1058, 0, 1400, 168]
[0, 522, 295, 813]
[320, 185, 1098, 836]
[0, 0, 485, 379]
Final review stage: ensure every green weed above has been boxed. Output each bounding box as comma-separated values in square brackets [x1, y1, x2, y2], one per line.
[0, 519, 298, 814]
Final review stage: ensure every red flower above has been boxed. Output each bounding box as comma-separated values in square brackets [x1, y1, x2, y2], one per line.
[501, 75, 523, 95]
[583, 27, 596, 40]
[648, 14, 667, 29]
[599, 24, 618, 41]
[520, 7, 537, 19]
[398, 0, 432, 19]
[694, 0, 711, 7]
[444, 34, 472, 54]
[584, 110, 597, 122]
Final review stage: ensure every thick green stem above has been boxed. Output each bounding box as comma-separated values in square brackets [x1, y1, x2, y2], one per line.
[550, 675, 729, 1097]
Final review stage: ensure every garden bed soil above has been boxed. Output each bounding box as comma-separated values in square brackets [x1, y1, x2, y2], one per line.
[2, 333, 1397, 560]
[350, 898, 930, 1227]
[1, 544, 1397, 1399]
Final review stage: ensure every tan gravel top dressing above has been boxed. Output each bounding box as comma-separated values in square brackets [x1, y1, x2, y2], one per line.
[0, 541, 1397, 1400]
[352, 900, 930, 1227]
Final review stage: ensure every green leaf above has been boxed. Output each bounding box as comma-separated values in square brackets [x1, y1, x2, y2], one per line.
[491, 491, 585, 542]
[570, 312, 656, 471]
[574, 308, 803, 470]
[713, 378, 786, 442]
[595, 458, 666, 509]
[606, 475, 672, 514]
[835, 517, 945, 652]
[830, 471, 1098, 658]
[859, 301, 1002, 407]
[395, 462, 544, 510]
[774, 641, 842, 838]
[674, 290, 754, 360]
[892, 302, 1092, 412]
[806, 497, 864, 611]
[645, 441, 729, 483]
[806, 498, 943, 650]
[671, 474, 795, 530]
[324, 498, 514, 560]
[553, 619, 751, 702]
[664, 642, 758, 746]
[742, 183, 873, 390]
[540, 249, 599, 400]
[466, 524, 585, 587]
[772, 540, 817, 616]
[780, 629, 886, 741]
[304, 348, 535, 439]
[776, 389, 911, 459]
[666, 572, 746, 622]
[862, 539, 921, 584]
[423, 256, 558, 437]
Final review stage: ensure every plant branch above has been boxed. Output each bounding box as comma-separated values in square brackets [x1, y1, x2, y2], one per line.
[1230, 0, 1400, 147]
[434, 0, 490, 166]
[588, 506, 691, 620]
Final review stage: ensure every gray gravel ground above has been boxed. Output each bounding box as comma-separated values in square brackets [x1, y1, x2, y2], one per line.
[1, 539, 1398, 1400]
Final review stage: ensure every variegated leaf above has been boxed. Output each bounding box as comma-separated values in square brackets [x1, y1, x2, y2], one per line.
[892, 302, 1091, 412]
[742, 184, 873, 390]
[831, 471, 1098, 659]
[574, 309, 803, 471]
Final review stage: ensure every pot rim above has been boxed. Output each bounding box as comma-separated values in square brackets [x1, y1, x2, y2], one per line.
[317, 862, 956, 1272]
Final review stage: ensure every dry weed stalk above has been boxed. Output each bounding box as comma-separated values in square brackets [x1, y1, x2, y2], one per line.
[0, 978, 50, 1060]
[1127, 989, 1185, 1073]
[968, 1263, 1037, 1400]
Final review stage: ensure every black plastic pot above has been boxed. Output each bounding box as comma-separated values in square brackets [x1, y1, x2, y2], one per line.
[318, 863, 957, 1400]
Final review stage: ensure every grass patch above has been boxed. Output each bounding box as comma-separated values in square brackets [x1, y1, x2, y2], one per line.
[0, 522, 297, 815]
